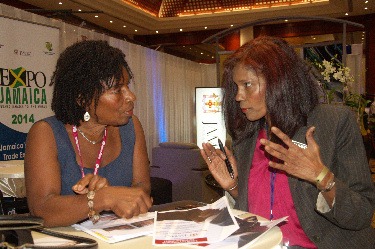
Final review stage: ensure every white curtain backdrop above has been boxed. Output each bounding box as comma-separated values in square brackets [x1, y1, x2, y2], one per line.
[0, 4, 217, 163]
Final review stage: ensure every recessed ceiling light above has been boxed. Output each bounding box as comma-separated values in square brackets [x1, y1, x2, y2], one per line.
[95, 15, 98, 18]
[123, 25, 126, 28]
[365, 7, 368, 10]
[59, 2, 62, 5]
[156, 31, 159, 33]
[345, 13, 348, 15]
[201, 52, 203, 55]
[78, 9, 82, 12]
[204, 27, 207, 29]
[284, 19, 288, 22]
[110, 21, 113, 23]
[135, 29, 138, 32]
[230, 24, 233, 27]
[180, 28, 183, 31]
[365, 0, 368, 3]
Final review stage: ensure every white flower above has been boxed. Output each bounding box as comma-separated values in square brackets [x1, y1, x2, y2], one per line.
[316, 57, 354, 87]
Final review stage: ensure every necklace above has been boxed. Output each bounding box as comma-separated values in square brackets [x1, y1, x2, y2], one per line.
[77, 127, 105, 144]
[72, 126, 107, 177]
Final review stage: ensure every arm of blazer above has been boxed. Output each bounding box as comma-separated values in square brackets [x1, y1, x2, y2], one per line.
[305, 104, 375, 230]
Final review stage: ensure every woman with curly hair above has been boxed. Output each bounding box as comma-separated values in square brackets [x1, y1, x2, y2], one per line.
[201, 36, 375, 248]
[25, 40, 152, 227]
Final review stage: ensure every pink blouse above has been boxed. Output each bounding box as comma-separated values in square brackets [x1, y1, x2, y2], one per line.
[247, 129, 316, 248]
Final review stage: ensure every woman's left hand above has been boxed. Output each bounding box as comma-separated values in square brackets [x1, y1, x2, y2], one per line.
[259, 126, 325, 183]
[72, 173, 110, 194]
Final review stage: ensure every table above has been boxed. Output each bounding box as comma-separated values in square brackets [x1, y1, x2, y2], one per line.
[31, 209, 283, 249]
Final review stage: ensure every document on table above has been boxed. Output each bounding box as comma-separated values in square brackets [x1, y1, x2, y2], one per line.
[72, 212, 155, 243]
[153, 196, 239, 245]
[190, 215, 288, 249]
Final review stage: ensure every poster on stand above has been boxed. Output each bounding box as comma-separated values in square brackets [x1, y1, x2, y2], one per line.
[195, 87, 226, 149]
[0, 17, 59, 161]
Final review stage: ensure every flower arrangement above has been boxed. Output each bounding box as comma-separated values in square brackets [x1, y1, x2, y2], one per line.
[314, 55, 370, 136]
[314, 55, 354, 104]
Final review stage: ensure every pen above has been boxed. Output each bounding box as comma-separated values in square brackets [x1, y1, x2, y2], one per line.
[218, 138, 234, 179]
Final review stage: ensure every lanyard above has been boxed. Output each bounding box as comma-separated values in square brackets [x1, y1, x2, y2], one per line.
[264, 125, 276, 220]
[72, 126, 107, 178]
[270, 170, 276, 220]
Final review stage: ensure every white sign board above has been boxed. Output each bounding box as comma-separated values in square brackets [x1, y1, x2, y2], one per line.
[195, 87, 226, 149]
[0, 17, 59, 161]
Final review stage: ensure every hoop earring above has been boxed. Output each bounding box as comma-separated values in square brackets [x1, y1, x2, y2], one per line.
[84, 111, 90, 122]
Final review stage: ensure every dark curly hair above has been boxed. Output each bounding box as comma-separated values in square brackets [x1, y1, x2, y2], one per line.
[222, 36, 319, 144]
[50, 40, 133, 126]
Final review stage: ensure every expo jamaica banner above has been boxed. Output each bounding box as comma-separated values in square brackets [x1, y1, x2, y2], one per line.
[0, 17, 59, 161]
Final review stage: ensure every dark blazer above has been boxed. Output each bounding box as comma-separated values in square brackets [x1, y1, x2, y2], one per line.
[233, 104, 375, 249]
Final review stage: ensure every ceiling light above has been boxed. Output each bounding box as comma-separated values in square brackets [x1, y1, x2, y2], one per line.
[95, 15, 98, 18]
[365, 7, 368, 10]
[204, 27, 207, 29]
[345, 13, 348, 15]
[284, 19, 288, 22]
[201, 52, 203, 55]
[78, 9, 82, 12]
[59, 2, 62, 5]
[230, 25, 233, 27]
[156, 31, 159, 33]
[135, 29, 138, 32]
[123, 25, 126, 28]
[110, 21, 113, 23]
[365, 0, 368, 3]
[180, 28, 183, 31]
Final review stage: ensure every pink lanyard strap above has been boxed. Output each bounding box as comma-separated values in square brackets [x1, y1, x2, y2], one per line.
[72, 126, 107, 178]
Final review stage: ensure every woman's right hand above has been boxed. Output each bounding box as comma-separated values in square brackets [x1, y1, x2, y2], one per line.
[99, 186, 153, 219]
[200, 142, 238, 193]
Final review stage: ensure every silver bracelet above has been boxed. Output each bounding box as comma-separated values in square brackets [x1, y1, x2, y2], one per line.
[320, 173, 336, 193]
[226, 180, 238, 191]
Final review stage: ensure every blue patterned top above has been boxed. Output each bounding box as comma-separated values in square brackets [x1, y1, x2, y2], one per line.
[43, 116, 134, 195]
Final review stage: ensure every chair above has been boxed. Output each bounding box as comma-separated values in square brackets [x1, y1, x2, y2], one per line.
[150, 177, 172, 205]
[151, 142, 222, 203]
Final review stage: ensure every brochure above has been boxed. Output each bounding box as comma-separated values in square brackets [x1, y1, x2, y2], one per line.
[192, 214, 288, 249]
[153, 196, 239, 245]
[72, 212, 155, 243]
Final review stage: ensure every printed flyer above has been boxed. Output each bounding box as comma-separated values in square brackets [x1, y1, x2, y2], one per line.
[153, 197, 239, 245]
[73, 212, 155, 244]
